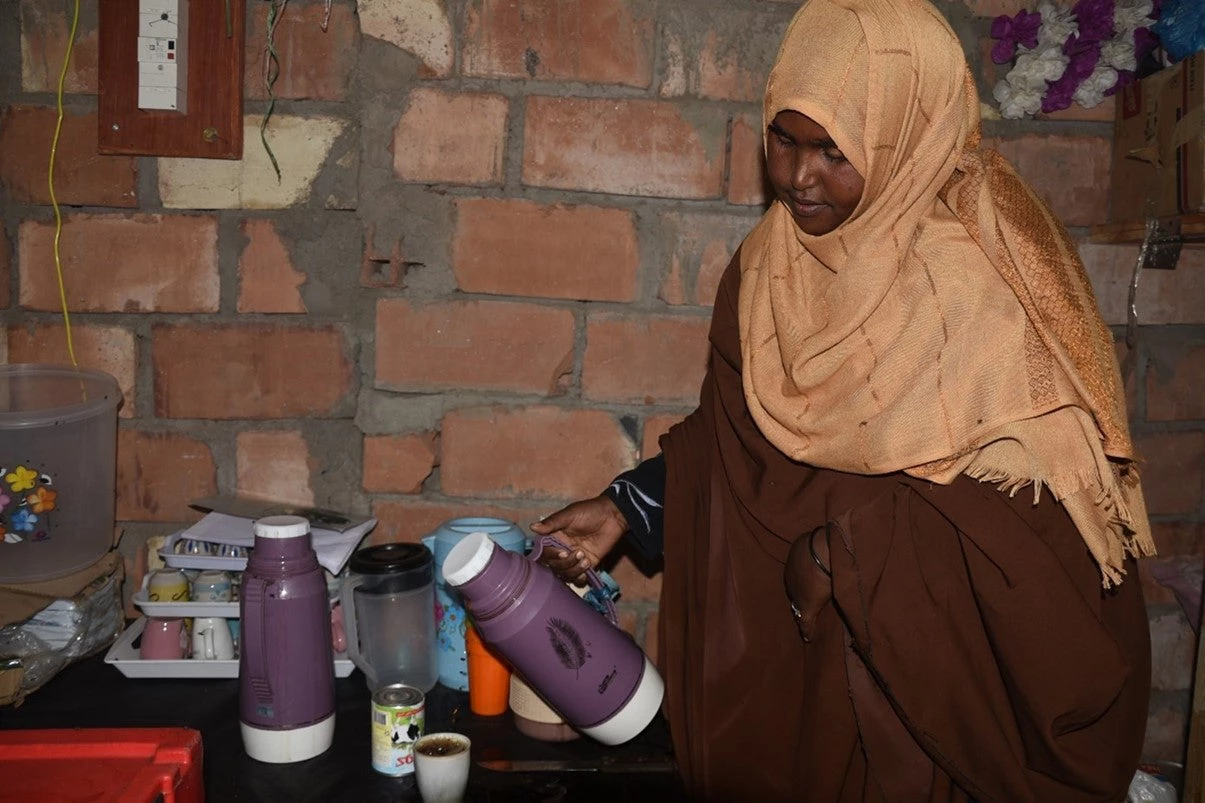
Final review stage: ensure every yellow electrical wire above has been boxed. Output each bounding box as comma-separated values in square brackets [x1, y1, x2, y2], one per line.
[47, 0, 82, 368]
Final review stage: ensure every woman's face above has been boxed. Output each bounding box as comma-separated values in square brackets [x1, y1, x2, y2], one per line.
[766, 110, 864, 236]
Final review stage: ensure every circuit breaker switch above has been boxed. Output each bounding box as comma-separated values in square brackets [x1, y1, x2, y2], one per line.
[136, 0, 188, 112]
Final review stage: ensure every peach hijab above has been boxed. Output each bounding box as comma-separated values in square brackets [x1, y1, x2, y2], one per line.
[738, 0, 1154, 584]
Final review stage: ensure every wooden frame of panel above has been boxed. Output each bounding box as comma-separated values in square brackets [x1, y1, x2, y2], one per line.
[97, 0, 245, 159]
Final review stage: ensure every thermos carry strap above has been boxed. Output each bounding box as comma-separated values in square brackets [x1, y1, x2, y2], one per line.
[528, 535, 619, 626]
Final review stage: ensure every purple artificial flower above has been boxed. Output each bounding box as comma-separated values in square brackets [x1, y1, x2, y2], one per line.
[1043, 43, 1102, 113]
[1041, 84, 1075, 114]
[1134, 26, 1160, 61]
[1071, 0, 1118, 44]
[1105, 69, 1136, 96]
[991, 9, 1042, 64]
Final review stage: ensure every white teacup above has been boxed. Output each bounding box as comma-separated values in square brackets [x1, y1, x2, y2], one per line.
[191, 617, 235, 660]
[191, 569, 233, 602]
[147, 568, 190, 603]
[414, 732, 471, 803]
[175, 538, 213, 557]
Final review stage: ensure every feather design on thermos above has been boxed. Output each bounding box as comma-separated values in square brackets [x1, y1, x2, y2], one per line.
[546, 617, 589, 676]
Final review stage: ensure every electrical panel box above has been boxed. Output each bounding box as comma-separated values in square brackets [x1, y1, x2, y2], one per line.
[99, 0, 245, 158]
[137, 0, 188, 112]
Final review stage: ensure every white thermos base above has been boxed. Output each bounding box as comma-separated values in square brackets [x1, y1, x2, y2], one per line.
[579, 656, 665, 746]
[241, 713, 336, 763]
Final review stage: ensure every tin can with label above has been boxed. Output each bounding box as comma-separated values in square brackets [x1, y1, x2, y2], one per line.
[371, 683, 426, 776]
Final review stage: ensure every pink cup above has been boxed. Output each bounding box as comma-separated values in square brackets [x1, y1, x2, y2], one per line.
[141, 617, 190, 660]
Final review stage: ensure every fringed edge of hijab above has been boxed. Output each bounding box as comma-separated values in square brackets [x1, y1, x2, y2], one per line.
[912, 410, 1156, 588]
[940, 146, 1157, 587]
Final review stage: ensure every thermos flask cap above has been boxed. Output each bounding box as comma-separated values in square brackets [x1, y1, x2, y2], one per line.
[252, 514, 310, 539]
[442, 532, 495, 587]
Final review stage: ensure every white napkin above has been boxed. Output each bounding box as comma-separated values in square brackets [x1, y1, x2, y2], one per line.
[179, 511, 375, 575]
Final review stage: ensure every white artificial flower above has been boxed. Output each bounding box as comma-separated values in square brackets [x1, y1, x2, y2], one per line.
[1036, 1, 1078, 48]
[995, 39, 1069, 119]
[1114, 0, 1155, 33]
[1014, 46, 1070, 86]
[994, 77, 1044, 119]
[1101, 37, 1138, 72]
[1073, 63, 1120, 108]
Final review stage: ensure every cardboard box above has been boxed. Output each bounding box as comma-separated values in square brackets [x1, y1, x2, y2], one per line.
[1111, 51, 1205, 221]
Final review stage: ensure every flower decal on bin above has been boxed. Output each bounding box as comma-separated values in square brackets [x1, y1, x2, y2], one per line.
[27, 485, 57, 514]
[0, 465, 57, 545]
[5, 466, 38, 493]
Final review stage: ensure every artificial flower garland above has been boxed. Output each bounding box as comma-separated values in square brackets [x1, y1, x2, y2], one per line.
[991, 0, 1161, 119]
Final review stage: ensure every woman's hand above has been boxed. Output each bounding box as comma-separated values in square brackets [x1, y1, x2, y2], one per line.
[784, 525, 834, 643]
[530, 495, 629, 584]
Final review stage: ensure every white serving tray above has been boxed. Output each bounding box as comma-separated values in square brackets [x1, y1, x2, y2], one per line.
[105, 617, 355, 680]
[131, 590, 240, 619]
[158, 532, 249, 572]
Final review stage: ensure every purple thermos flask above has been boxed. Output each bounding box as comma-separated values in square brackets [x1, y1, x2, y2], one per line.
[443, 532, 664, 745]
[239, 515, 336, 763]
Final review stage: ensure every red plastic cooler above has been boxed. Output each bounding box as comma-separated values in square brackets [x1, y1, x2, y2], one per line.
[0, 727, 203, 803]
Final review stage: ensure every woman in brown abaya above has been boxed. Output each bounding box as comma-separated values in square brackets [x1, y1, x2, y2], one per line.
[533, 1, 1155, 800]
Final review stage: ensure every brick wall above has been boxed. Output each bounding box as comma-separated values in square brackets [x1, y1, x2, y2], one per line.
[2, 0, 1203, 764]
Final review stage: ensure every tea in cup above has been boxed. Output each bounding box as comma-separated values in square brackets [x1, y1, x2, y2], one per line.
[414, 732, 471, 803]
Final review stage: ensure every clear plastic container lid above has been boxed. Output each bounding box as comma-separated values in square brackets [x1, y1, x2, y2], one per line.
[348, 542, 433, 593]
[0, 363, 122, 427]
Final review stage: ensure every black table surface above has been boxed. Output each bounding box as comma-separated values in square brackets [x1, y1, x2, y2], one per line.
[0, 650, 689, 803]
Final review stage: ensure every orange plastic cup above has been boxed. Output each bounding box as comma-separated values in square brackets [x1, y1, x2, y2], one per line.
[466, 623, 511, 716]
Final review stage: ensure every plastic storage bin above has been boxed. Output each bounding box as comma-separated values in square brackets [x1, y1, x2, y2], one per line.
[0, 727, 204, 803]
[0, 364, 122, 583]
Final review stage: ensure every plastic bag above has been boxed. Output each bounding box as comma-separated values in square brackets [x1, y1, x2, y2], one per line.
[1153, 0, 1205, 63]
[1127, 769, 1179, 803]
[0, 570, 123, 705]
